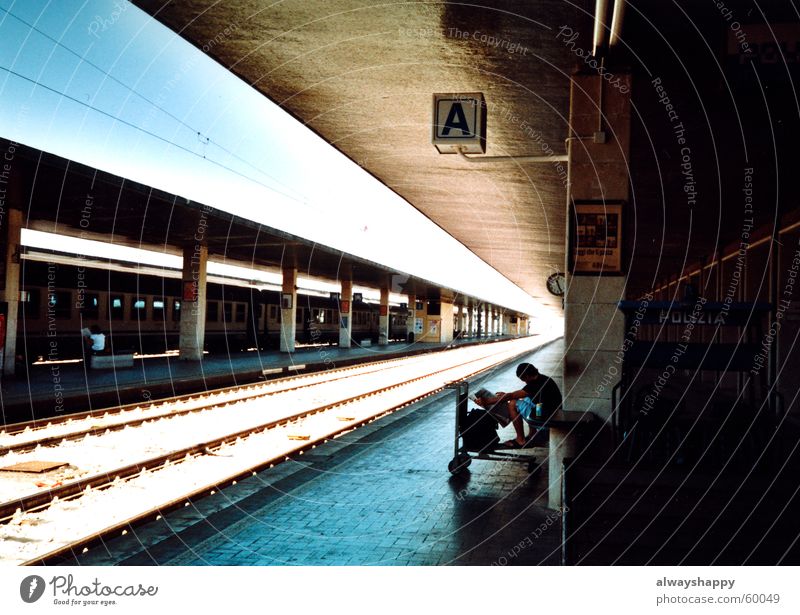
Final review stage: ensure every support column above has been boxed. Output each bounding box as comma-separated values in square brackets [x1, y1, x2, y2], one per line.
[338, 276, 353, 348]
[564, 70, 632, 417]
[440, 299, 454, 344]
[406, 294, 416, 342]
[378, 282, 390, 346]
[2, 208, 21, 375]
[280, 266, 297, 353]
[179, 243, 207, 361]
[467, 302, 474, 338]
[548, 426, 579, 509]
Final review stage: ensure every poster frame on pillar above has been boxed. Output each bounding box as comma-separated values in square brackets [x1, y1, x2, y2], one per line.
[569, 200, 626, 275]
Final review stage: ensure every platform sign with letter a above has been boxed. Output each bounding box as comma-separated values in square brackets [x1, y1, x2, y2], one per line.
[432, 92, 486, 154]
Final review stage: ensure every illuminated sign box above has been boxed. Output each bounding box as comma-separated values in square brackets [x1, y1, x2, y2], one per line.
[432, 92, 486, 154]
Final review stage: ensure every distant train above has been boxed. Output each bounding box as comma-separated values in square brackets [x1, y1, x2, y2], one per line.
[15, 259, 410, 362]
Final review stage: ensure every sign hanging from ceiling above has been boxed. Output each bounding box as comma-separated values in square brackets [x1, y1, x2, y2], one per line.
[432, 92, 487, 154]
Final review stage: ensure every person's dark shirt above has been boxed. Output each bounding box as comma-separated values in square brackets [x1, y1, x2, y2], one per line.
[522, 376, 562, 417]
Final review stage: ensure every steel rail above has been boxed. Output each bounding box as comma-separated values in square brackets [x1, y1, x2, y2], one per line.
[0, 344, 513, 523]
[22, 344, 536, 566]
[0, 352, 429, 455]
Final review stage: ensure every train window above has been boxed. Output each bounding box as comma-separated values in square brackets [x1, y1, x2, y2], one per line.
[110, 295, 125, 320]
[236, 304, 246, 323]
[131, 297, 148, 320]
[80, 293, 100, 320]
[22, 289, 40, 320]
[172, 300, 181, 321]
[152, 298, 166, 321]
[223, 302, 233, 323]
[206, 301, 218, 322]
[48, 291, 72, 319]
[269, 305, 277, 320]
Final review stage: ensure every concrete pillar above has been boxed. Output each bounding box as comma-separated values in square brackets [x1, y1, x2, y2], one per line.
[339, 277, 353, 348]
[179, 243, 208, 361]
[378, 283, 390, 346]
[564, 71, 632, 417]
[406, 294, 416, 342]
[279, 266, 297, 353]
[467, 303, 474, 338]
[2, 208, 21, 375]
[476, 303, 483, 337]
[548, 426, 579, 510]
[440, 300, 454, 344]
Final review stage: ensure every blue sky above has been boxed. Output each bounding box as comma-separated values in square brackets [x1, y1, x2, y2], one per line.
[0, 0, 547, 318]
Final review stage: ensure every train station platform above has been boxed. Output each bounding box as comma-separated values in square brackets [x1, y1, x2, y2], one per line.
[59, 339, 565, 566]
[0, 335, 528, 425]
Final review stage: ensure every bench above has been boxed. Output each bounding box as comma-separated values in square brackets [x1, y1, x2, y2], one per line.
[528, 410, 598, 509]
[89, 353, 134, 369]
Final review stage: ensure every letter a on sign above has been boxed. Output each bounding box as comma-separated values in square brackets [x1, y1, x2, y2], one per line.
[432, 92, 486, 154]
[441, 103, 470, 136]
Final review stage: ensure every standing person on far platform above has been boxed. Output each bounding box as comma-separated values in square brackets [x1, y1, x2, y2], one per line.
[476, 363, 562, 448]
[83, 324, 106, 355]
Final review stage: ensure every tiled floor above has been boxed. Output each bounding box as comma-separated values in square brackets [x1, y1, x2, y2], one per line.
[69, 339, 565, 566]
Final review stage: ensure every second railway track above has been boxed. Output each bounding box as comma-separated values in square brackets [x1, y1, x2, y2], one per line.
[0, 336, 549, 565]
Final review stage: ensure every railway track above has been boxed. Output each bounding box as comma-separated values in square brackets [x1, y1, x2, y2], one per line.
[0, 336, 547, 565]
[0, 350, 436, 455]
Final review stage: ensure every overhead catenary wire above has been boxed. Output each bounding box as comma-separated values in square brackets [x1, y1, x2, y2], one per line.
[0, 7, 304, 198]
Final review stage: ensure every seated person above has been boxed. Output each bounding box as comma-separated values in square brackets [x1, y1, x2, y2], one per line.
[476, 362, 562, 448]
[83, 325, 106, 355]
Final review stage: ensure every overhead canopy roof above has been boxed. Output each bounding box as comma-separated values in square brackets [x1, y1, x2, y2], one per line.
[6, 138, 484, 305]
[132, 0, 590, 319]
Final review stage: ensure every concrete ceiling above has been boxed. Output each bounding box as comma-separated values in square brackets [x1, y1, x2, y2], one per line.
[132, 0, 593, 318]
